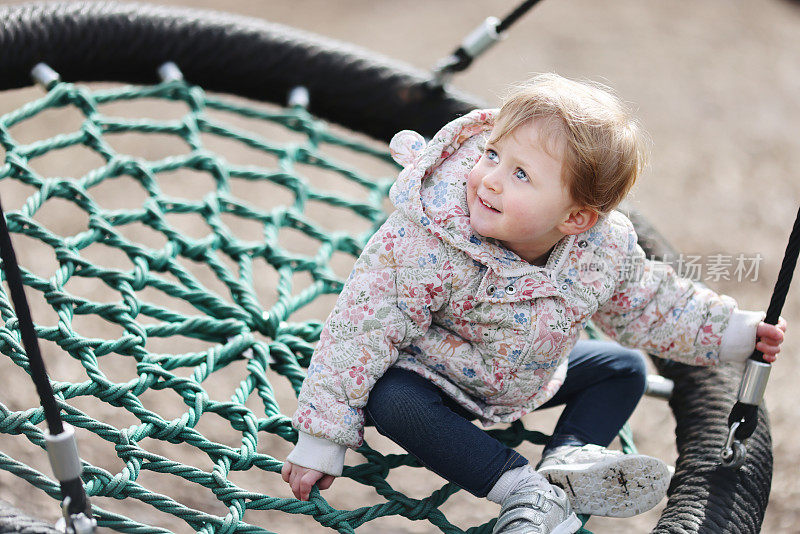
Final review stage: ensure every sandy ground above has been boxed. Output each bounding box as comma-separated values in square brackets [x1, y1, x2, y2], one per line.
[1, 0, 800, 532]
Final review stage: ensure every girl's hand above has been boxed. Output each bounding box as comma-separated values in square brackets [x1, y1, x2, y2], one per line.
[755, 317, 787, 363]
[281, 461, 336, 501]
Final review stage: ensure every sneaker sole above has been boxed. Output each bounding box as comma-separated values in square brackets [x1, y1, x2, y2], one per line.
[538, 455, 670, 518]
[555, 513, 583, 534]
[493, 512, 582, 534]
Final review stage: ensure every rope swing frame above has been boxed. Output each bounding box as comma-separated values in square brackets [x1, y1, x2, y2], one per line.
[0, 2, 779, 533]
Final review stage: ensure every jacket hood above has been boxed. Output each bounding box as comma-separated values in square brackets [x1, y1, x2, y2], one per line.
[388, 109, 580, 278]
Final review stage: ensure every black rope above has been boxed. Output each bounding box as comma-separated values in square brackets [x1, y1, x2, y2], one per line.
[728, 205, 800, 442]
[0, 196, 94, 520]
[756, 205, 800, 359]
[738, 203, 799, 368]
[431, 0, 544, 79]
[0, 196, 63, 435]
[496, 0, 545, 33]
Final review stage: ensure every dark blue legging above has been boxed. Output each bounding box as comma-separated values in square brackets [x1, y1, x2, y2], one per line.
[364, 339, 647, 497]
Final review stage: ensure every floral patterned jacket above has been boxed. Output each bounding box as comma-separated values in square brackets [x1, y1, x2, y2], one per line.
[287, 109, 762, 476]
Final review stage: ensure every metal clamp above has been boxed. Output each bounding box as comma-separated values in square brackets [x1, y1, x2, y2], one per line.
[720, 421, 739, 460]
[45, 423, 82, 482]
[432, 16, 505, 85]
[288, 86, 310, 109]
[736, 359, 771, 405]
[720, 421, 747, 468]
[56, 497, 97, 534]
[644, 374, 673, 400]
[158, 62, 184, 83]
[31, 63, 61, 90]
[45, 424, 96, 532]
[460, 16, 503, 58]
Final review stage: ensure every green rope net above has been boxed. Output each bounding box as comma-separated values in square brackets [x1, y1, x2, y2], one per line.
[0, 75, 626, 533]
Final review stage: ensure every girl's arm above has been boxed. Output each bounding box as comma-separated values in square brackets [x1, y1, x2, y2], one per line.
[288, 212, 453, 472]
[592, 217, 769, 365]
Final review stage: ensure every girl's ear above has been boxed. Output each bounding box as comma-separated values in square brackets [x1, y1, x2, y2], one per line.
[560, 207, 599, 235]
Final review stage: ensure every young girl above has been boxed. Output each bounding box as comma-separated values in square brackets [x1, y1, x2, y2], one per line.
[281, 74, 786, 533]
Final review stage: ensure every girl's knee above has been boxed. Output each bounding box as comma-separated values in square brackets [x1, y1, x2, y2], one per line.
[617, 347, 646, 373]
[366, 378, 405, 425]
[615, 348, 647, 394]
[366, 370, 433, 433]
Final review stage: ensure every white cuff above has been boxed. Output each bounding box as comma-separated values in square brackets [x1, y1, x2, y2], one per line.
[286, 432, 347, 476]
[719, 309, 765, 362]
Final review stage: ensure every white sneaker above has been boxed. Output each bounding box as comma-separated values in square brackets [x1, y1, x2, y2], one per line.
[537, 444, 671, 518]
[493, 466, 582, 534]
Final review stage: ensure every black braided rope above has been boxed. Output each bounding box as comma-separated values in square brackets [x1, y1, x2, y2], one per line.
[0, 3, 773, 533]
[0, 197, 62, 434]
[727, 206, 799, 443]
[761, 206, 800, 337]
[0, 1, 483, 142]
[496, 0, 544, 33]
[0, 501, 59, 534]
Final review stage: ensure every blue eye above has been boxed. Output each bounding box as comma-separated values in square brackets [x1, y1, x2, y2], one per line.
[514, 168, 529, 182]
[485, 149, 499, 162]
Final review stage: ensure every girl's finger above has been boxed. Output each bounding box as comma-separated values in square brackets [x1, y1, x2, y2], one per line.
[758, 325, 784, 342]
[300, 471, 321, 501]
[281, 462, 292, 482]
[756, 341, 780, 355]
[290, 470, 303, 500]
[318, 474, 335, 490]
[759, 335, 780, 346]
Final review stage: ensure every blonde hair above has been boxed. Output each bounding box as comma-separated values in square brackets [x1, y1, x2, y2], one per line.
[490, 73, 646, 215]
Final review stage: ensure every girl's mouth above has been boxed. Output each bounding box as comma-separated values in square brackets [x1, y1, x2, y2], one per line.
[480, 198, 500, 212]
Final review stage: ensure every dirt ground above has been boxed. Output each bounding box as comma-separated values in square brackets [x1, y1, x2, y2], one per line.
[1, 0, 800, 533]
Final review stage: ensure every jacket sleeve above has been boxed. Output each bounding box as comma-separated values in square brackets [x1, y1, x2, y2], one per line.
[291, 211, 454, 454]
[591, 218, 762, 366]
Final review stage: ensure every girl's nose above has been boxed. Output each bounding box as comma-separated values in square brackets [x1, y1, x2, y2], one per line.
[482, 169, 502, 192]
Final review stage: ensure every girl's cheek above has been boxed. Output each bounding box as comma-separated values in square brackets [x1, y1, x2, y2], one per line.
[466, 169, 478, 189]
[468, 159, 487, 182]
